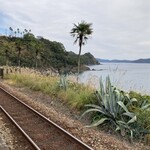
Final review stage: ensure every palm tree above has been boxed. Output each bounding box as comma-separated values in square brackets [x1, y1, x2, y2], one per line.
[24, 29, 28, 34]
[16, 43, 22, 67]
[14, 31, 17, 37]
[5, 49, 9, 66]
[34, 39, 43, 69]
[17, 28, 20, 37]
[9, 27, 13, 37]
[70, 21, 93, 77]
[15, 39, 24, 67]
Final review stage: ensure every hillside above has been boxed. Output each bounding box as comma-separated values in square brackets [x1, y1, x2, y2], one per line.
[0, 34, 99, 73]
[97, 58, 150, 63]
[133, 58, 150, 63]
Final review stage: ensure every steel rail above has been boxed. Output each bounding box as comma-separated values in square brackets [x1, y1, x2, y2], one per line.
[0, 87, 94, 150]
[0, 105, 40, 150]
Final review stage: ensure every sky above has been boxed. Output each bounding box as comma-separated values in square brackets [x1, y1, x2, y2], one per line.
[0, 0, 150, 60]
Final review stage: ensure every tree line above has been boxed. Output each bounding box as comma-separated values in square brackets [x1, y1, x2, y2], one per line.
[0, 22, 99, 73]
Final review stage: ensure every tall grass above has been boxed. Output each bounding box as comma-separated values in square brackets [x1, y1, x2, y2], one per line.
[5, 72, 95, 109]
[5, 73, 59, 95]
[58, 83, 96, 109]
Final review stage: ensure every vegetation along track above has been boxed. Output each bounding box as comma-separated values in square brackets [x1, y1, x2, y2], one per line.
[0, 87, 93, 150]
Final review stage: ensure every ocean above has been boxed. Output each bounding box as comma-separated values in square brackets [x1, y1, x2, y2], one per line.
[79, 63, 150, 95]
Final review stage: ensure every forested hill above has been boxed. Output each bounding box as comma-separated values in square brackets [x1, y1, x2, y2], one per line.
[0, 34, 99, 72]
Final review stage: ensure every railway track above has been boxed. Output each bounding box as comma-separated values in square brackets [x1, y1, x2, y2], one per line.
[0, 107, 36, 150]
[0, 87, 93, 150]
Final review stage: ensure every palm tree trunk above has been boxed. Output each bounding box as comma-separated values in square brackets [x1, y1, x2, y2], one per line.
[77, 38, 82, 82]
[77, 46, 82, 75]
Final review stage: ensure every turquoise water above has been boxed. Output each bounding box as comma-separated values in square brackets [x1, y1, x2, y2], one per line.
[79, 63, 150, 95]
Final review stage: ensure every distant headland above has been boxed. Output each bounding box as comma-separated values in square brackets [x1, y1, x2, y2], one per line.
[96, 58, 150, 63]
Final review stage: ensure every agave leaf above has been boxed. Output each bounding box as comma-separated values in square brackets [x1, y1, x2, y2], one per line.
[111, 93, 117, 117]
[115, 89, 123, 113]
[85, 104, 112, 117]
[130, 130, 134, 143]
[124, 93, 130, 100]
[127, 115, 137, 124]
[80, 108, 106, 119]
[140, 100, 150, 110]
[108, 85, 114, 115]
[126, 98, 137, 107]
[103, 94, 109, 110]
[118, 93, 124, 113]
[141, 103, 150, 110]
[116, 121, 129, 137]
[117, 120, 127, 126]
[130, 98, 137, 103]
[116, 126, 120, 131]
[114, 89, 120, 113]
[85, 104, 102, 109]
[141, 100, 147, 106]
[85, 104, 114, 118]
[117, 101, 129, 113]
[106, 76, 109, 93]
[112, 88, 118, 115]
[95, 91, 102, 105]
[99, 77, 104, 97]
[123, 112, 135, 118]
[107, 76, 111, 87]
[114, 89, 120, 101]
[86, 118, 108, 127]
[59, 75, 68, 90]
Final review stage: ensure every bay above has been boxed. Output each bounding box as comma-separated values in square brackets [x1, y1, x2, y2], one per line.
[79, 63, 150, 95]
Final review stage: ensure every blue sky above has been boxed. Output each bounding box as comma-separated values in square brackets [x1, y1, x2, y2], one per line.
[0, 0, 150, 60]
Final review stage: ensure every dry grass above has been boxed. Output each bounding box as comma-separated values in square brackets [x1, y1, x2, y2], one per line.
[4, 68, 96, 109]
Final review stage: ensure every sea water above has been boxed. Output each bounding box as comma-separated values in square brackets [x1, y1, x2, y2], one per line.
[79, 63, 150, 95]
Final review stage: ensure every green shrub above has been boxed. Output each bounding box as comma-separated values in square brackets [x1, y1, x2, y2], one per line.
[129, 91, 150, 107]
[129, 91, 150, 131]
[81, 76, 137, 141]
[58, 83, 96, 109]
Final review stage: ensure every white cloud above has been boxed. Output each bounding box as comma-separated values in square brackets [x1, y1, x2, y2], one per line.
[0, 0, 150, 59]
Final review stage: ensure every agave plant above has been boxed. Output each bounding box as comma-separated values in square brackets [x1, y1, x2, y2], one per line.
[81, 76, 137, 141]
[59, 75, 68, 91]
[140, 100, 150, 111]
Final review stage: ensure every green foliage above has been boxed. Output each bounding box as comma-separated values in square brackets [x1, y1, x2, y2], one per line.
[81, 53, 100, 65]
[81, 76, 137, 141]
[57, 75, 96, 109]
[129, 91, 150, 108]
[58, 83, 96, 109]
[129, 91, 150, 134]
[0, 30, 98, 72]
